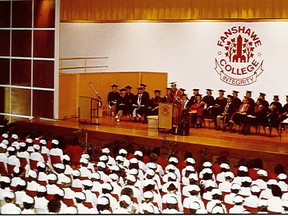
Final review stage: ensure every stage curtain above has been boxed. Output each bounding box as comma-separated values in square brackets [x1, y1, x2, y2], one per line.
[60, 0, 288, 22]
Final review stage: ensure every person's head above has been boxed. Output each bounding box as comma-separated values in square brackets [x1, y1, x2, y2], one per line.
[121, 187, 134, 200]
[143, 191, 154, 203]
[111, 84, 118, 92]
[227, 95, 233, 103]
[23, 195, 35, 210]
[193, 89, 199, 96]
[256, 98, 263, 106]
[48, 199, 61, 213]
[170, 82, 177, 91]
[206, 89, 213, 96]
[166, 196, 178, 210]
[232, 90, 239, 98]
[246, 90, 252, 98]
[259, 92, 266, 100]
[218, 89, 225, 97]
[97, 196, 110, 212]
[242, 97, 249, 104]
[271, 184, 282, 198]
[119, 88, 126, 96]
[196, 94, 202, 101]
[154, 89, 161, 97]
[36, 186, 47, 198]
[273, 95, 280, 102]
[125, 85, 132, 93]
[274, 163, 285, 175]
[137, 87, 144, 94]
[4, 191, 16, 204]
[140, 83, 147, 91]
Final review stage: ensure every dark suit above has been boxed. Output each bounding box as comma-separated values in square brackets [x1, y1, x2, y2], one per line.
[132, 93, 150, 117]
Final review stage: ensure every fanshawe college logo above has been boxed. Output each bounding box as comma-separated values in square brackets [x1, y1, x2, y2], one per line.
[215, 26, 264, 86]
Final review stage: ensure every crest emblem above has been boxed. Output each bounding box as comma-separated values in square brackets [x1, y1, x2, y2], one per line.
[215, 26, 264, 86]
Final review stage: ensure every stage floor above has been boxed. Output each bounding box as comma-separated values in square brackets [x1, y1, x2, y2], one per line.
[18, 115, 288, 156]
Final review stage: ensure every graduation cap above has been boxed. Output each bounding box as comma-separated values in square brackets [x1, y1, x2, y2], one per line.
[137, 87, 144, 90]
[111, 84, 118, 88]
[125, 85, 132, 89]
[140, 83, 147, 87]
[259, 92, 266, 96]
[246, 90, 252, 94]
[232, 90, 239, 94]
[227, 95, 233, 99]
[166, 87, 171, 90]
[179, 88, 186, 92]
[218, 89, 225, 92]
[274, 95, 279, 99]
[169, 81, 177, 86]
[119, 88, 126, 92]
[182, 94, 187, 97]
[286, 95, 288, 98]
[193, 88, 199, 91]
[206, 88, 213, 92]
[153, 89, 161, 93]
[196, 94, 202, 97]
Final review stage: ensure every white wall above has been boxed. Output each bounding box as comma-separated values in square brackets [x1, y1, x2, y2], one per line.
[60, 22, 288, 103]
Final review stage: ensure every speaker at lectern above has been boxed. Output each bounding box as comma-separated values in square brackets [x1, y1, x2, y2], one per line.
[158, 103, 173, 131]
[79, 96, 101, 124]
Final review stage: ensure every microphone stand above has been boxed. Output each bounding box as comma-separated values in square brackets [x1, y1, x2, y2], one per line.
[89, 82, 101, 125]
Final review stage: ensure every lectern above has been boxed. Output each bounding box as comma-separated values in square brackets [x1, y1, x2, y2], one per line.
[158, 103, 173, 131]
[79, 96, 100, 124]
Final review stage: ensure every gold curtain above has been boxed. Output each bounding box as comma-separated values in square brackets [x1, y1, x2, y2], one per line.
[60, 0, 288, 22]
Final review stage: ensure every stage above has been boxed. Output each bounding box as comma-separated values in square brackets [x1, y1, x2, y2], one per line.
[13, 115, 288, 173]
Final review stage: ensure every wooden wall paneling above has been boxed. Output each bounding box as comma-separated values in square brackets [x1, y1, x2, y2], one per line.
[140, 72, 168, 97]
[59, 73, 78, 119]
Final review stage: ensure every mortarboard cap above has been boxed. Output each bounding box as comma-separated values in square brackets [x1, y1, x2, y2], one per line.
[274, 95, 279, 99]
[75, 192, 86, 200]
[206, 88, 213, 92]
[98, 197, 109, 205]
[166, 196, 178, 204]
[193, 88, 199, 91]
[111, 84, 118, 88]
[169, 81, 177, 86]
[134, 150, 143, 157]
[259, 92, 266, 96]
[140, 83, 147, 87]
[125, 85, 132, 89]
[180, 88, 186, 92]
[153, 89, 161, 93]
[246, 90, 252, 94]
[232, 90, 239, 94]
[2, 133, 8, 139]
[166, 87, 171, 90]
[137, 87, 143, 90]
[218, 89, 225, 92]
[119, 88, 126, 92]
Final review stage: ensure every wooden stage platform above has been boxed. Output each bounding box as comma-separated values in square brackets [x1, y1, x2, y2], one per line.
[14, 116, 288, 173]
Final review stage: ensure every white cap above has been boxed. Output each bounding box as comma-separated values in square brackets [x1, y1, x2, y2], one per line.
[238, 166, 248, 172]
[81, 154, 90, 160]
[204, 180, 217, 188]
[2, 133, 8, 139]
[13, 166, 20, 174]
[142, 204, 154, 213]
[188, 173, 198, 180]
[134, 150, 143, 157]
[4, 191, 15, 199]
[147, 162, 157, 170]
[63, 155, 70, 161]
[186, 157, 196, 164]
[97, 162, 106, 168]
[116, 155, 124, 162]
[189, 202, 200, 210]
[224, 171, 234, 178]
[38, 185, 47, 192]
[203, 161, 212, 167]
[119, 149, 127, 155]
[126, 175, 136, 182]
[143, 179, 156, 187]
[23, 195, 34, 204]
[17, 179, 26, 187]
[80, 158, 89, 164]
[220, 163, 230, 169]
[7, 146, 16, 152]
[110, 165, 120, 171]
[91, 172, 101, 180]
[146, 169, 155, 176]
[19, 142, 26, 147]
[0, 176, 10, 183]
[233, 195, 244, 204]
[33, 144, 40, 151]
[278, 173, 287, 180]
[212, 189, 222, 195]
[99, 155, 108, 161]
[211, 205, 224, 214]
[26, 138, 33, 144]
[11, 134, 18, 140]
[166, 196, 178, 204]
[1, 139, 9, 145]
[231, 183, 241, 190]
[75, 192, 86, 200]
[257, 169, 268, 177]
[102, 148, 110, 154]
[165, 164, 176, 172]
[28, 170, 37, 178]
[102, 183, 112, 190]
[129, 158, 138, 164]
[61, 176, 71, 184]
[51, 139, 59, 145]
[143, 191, 154, 199]
[83, 180, 93, 187]
[185, 165, 195, 172]
[257, 199, 268, 207]
[40, 139, 47, 145]
[267, 179, 277, 185]
[120, 195, 131, 205]
[47, 173, 57, 181]
[128, 168, 138, 175]
[188, 184, 201, 192]
[98, 197, 109, 205]
[282, 200, 288, 208]
[202, 168, 213, 174]
[0, 143, 7, 149]
[251, 185, 261, 193]
[242, 176, 252, 183]
[55, 189, 64, 197]
[109, 173, 118, 181]
[72, 170, 81, 177]
[54, 163, 65, 170]
[169, 157, 178, 164]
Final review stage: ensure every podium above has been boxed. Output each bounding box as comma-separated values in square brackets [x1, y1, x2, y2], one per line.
[79, 96, 101, 124]
[158, 103, 173, 130]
